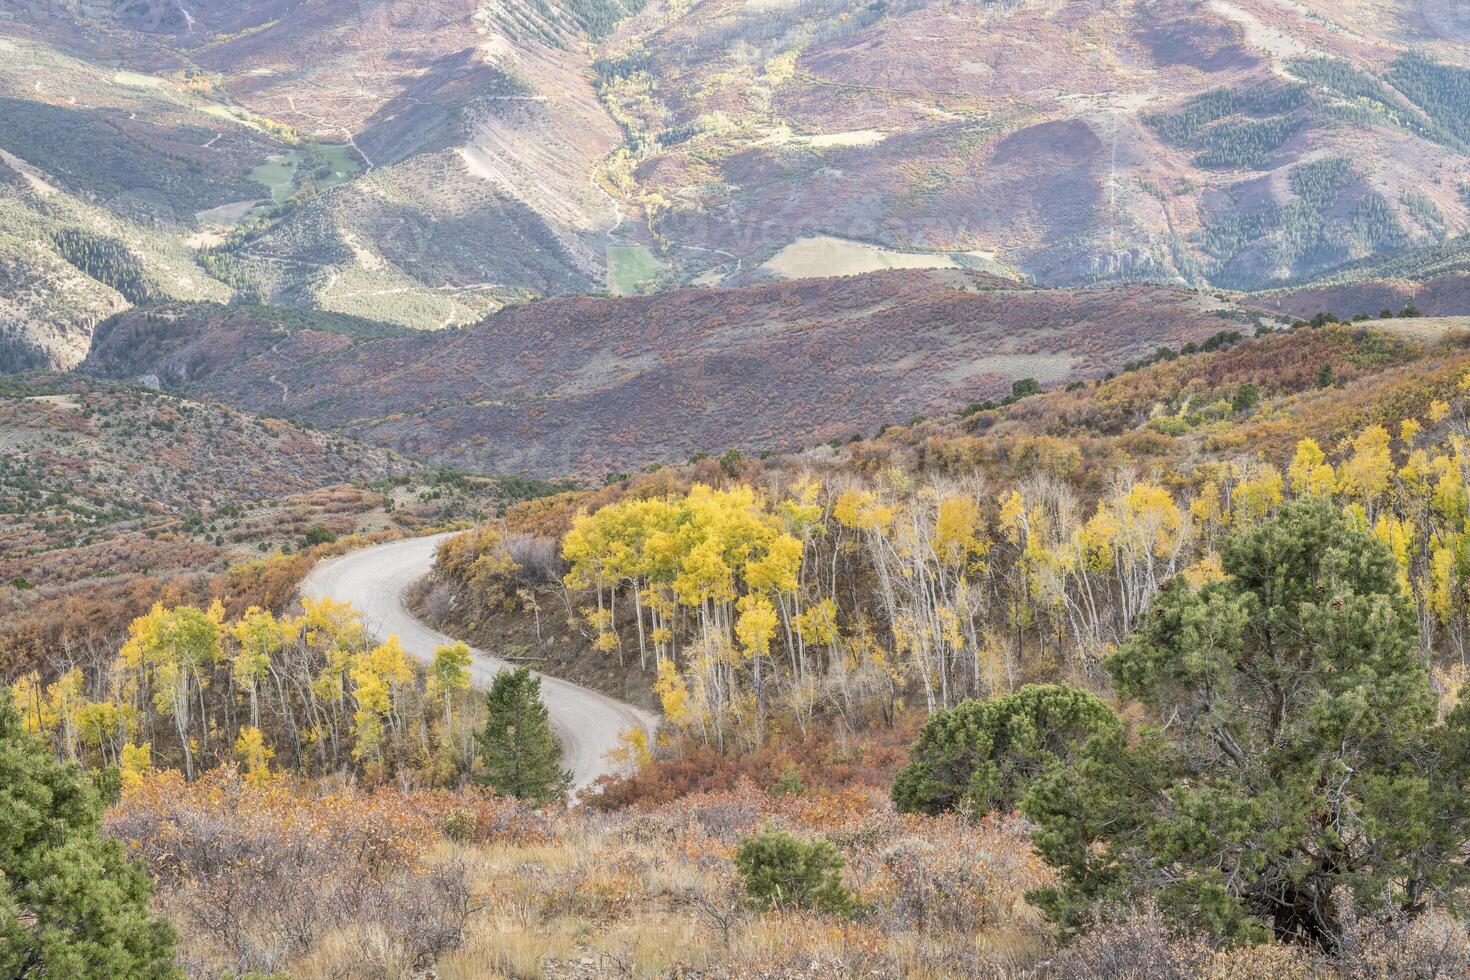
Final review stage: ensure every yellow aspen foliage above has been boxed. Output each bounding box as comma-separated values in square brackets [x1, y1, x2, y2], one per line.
[118, 741, 153, 790]
[75, 700, 121, 753]
[234, 726, 275, 786]
[1430, 543, 1458, 626]
[230, 608, 281, 723]
[428, 642, 473, 720]
[833, 487, 894, 532]
[673, 534, 738, 607]
[350, 637, 412, 762]
[1120, 482, 1183, 558]
[1182, 552, 1227, 589]
[121, 603, 222, 700]
[998, 490, 1026, 545]
[937, 607, 964, 651]
[1338, 425, 1394, 503]
[583, 606, 613, 633]
[779, 476, 824, 532]
[1372, 514, 1414, 596]
[8, 672, 54, 735]
[297, 596, 366, 657]
[934, 495, 988, 567]
[735, 593, 779, 658]
[1076, 505, 1121, 572]
[1429, 399, 1451, 423]
[610, 726, 652, 769]
[745, 532, 803, 593]
[797, 598, 839, 646]
[1400, 418, 1422, 449]
[1232, 465, 1285, 524]
[654, 659, 690, 724]
[1399, 449, 1433, 496]
[1431, 455, 1468, 525]
[1190, 481, 1225, 526]
[1288, 439, 1336, 497]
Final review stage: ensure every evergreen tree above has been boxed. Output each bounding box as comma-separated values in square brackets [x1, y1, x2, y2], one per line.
[734, 829, 854, 914]
[893, 501, 1470, 950]
[1022, 500, 1470, 948]
[1232, 381, 1260, 412]
[473, 667, 571, 804]
[0, 692, 179, 978]
[891, 684, 1119, 816]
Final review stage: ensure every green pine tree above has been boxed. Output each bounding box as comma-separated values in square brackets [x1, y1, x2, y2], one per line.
[734, 828, 854, 915]
[893, 500, 1470, 950]
[1023, 499, 1470, 948]
[473, 667, 572, 804]
[0, 692, 179, 978]
[891, 684, 1119, 816]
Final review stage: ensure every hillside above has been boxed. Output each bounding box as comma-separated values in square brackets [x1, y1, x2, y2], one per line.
[81, 272, 1276, 475]
[0, 0, 638, 351]
[0, 36, 282, 369]
[0, 369, 576, 678]
[11, 4, 1470, 976]
[5, 0, 1470, 366]
[13, 317, 1470, 978]
[589, 0, 1470, 292]
[0, 373, 404, 560]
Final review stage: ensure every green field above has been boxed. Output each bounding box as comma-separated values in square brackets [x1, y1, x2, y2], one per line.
[607, 244, 667, 295]
[249, 143, 364, 203]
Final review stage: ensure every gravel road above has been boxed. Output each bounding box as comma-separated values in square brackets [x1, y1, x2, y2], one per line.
[300, 533, 657, 790]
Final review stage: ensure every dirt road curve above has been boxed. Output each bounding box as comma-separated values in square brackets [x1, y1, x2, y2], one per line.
[300, 533, 658, 790]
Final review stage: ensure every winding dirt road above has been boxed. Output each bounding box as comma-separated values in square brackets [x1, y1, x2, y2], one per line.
[300, 533, 657, 790]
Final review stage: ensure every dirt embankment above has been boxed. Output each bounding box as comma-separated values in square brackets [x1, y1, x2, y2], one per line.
[406, 574, 659, 713]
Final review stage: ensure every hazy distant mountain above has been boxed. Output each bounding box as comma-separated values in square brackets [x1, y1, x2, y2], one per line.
[3, 0, 1469, 370]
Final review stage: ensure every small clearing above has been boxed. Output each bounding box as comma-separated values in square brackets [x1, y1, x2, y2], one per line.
[113, 71, 163, 89]
[608, 245, 667, 295]
[1375, 316, 1470, 342]
[1204, 0, 1308, 62]
[23, 394, 82, 410]
[755, 126, 888, 150]
[763, 236, 963, 279]
[809, 130, 888, 148]
[201, 103, 274, 133]
[196, 199, 265, 225]
[250, 144, 362, 203]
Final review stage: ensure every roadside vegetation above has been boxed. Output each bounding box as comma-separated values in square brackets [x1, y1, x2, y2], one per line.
[10, 319, 1470, 974]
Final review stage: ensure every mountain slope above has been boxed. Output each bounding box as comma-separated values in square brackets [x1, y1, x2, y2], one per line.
[80, 273, 1276, 475]
[0, 36, 282, 369]
[0, 0, 639, 343]
[593, 0, 1470, 290]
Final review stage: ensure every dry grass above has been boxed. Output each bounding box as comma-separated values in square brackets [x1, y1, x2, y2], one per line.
[110, 771, 1470, 978]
